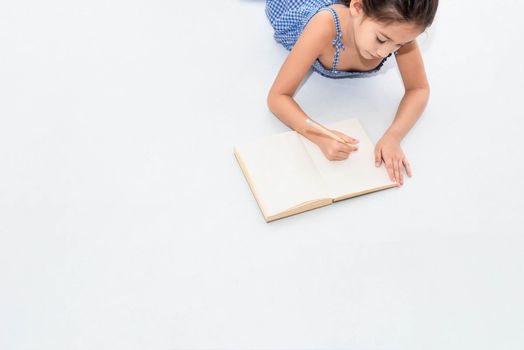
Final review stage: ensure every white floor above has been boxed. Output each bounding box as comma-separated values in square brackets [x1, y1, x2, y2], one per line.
[1, 0, 523, 349]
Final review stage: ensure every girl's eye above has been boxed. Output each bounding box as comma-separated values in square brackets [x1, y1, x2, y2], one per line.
[376, 37, 386, 44]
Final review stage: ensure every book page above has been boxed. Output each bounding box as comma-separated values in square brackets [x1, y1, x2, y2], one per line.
[234, 131, 330, 218]
[299, 118, 396, 200]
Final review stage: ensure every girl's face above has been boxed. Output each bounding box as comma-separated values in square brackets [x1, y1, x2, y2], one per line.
[348, 0, 424, 59]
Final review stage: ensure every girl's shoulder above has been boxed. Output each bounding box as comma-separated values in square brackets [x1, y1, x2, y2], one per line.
[305, 6, 338, 40]
[308, 3, 349, 38]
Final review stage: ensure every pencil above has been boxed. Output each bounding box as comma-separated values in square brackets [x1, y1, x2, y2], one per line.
[305, 118, 354, 144]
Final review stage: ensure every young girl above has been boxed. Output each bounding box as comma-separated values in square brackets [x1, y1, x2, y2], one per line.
[265, 0, 438, 187]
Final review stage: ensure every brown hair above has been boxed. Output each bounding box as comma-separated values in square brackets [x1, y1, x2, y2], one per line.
[343, 0, 439, 28]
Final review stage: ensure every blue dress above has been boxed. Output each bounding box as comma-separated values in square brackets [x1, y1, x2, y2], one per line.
[265, 0, 392, 79]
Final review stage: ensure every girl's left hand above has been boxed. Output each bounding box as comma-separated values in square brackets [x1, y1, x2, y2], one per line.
[374, 133, 412, 187]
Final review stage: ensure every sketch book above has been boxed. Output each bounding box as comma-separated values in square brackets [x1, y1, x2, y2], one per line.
[234, 118, 397, 222]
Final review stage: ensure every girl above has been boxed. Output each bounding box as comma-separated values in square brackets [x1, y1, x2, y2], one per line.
[265, 0, 438, 187]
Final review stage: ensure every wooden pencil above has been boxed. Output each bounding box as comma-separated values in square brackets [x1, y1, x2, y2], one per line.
[305, 118, 351, 144]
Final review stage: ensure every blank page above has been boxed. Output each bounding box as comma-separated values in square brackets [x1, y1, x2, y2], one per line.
[299, 118, 396, 200]
[234, 131, 330, 217]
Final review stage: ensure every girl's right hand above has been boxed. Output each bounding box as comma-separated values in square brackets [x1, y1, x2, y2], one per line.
[315, 130, 359, 161]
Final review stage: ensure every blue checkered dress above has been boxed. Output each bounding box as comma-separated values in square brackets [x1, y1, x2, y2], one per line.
[265, 0, 392, 79]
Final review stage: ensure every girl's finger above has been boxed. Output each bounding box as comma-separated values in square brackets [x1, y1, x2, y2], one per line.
[393, 159, 400, 186]
[398, 159, 404, 185]
[385, 160, 394, 182]
[341, 143, 358, 153]
[375, 148, 382, 167]
[340, 134, 359, 144]
[403, 158, 412, 177]
[340, 136, 350, 144]
[346, 133, 359, 143]
[339, 143, 351, 153]
[346, 137, 359, 144]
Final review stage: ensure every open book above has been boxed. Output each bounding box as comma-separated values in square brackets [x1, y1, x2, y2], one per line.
[234, 118, 397, 222]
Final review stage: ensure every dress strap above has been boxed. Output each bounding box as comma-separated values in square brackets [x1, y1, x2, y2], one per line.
[322, 6, 346, 74]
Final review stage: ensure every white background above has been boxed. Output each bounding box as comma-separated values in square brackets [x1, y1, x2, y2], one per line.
[1, 0, 523, 349]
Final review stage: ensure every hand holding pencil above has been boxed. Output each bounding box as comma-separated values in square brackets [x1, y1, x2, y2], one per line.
[305, 118, 360, 161]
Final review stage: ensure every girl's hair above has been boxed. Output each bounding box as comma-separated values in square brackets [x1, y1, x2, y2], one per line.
[343, 0, 439, 28]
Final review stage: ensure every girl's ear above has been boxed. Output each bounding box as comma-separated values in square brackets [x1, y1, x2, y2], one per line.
[349, 0, 364, 17]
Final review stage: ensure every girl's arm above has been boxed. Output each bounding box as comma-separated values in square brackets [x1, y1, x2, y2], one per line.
[385, 40, 430, 141]
[267, 11, 359, 161]
[375, 39, 430, 186]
